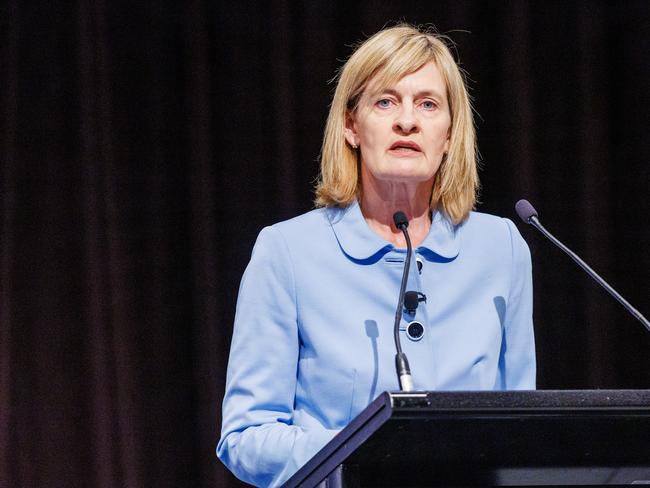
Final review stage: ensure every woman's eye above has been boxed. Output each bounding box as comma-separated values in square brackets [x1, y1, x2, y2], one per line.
[377, 99, 392, 108]
[421, 100, 437, 110]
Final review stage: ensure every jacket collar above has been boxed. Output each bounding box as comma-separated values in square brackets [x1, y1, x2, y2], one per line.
[327, 200, 460, 265]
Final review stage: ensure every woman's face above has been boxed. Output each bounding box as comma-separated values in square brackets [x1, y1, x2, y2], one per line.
[345, 61, 451, 188]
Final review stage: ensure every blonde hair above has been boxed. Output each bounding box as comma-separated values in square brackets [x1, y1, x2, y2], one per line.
[315, 24, 479, 224]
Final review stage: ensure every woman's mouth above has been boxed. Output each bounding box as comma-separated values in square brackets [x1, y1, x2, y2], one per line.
[389, 140, 422, 154]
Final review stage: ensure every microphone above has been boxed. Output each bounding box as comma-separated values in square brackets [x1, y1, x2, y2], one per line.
[392, 211, 415, 391]
[404, 291, 426, 314]
[515, 199, 650, 333]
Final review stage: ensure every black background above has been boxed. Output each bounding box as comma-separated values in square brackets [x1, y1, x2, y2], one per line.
[1, 1, 649, 486]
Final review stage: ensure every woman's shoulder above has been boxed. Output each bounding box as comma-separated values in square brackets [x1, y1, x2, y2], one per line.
[463, 210, 519, 232]
[251, 207, 336, 251]
[465, 209, 512, 225]
[269, 207, 333, 237]
[461, 210, 528, 250]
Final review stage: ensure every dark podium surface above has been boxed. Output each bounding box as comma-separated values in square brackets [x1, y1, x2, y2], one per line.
[283, 390, 650, 487]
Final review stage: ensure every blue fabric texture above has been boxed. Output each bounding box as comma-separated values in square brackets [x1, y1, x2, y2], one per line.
[217, 201, 536, 487]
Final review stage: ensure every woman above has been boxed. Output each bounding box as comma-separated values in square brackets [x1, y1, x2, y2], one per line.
[218, 24, 536, 487]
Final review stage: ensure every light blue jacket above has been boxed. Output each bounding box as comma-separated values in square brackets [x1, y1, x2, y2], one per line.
[217, 201, 536, 487]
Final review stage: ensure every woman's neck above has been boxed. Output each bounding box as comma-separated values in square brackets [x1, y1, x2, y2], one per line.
[359, 180, 433, 248]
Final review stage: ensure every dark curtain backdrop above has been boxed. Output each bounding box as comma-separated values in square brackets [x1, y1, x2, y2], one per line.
[1, 1, 649, 486]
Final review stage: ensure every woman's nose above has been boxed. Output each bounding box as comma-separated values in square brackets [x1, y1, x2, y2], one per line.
[393, 104, 419, 134]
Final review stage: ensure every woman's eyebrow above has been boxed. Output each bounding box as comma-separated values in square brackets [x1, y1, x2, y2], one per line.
[376, 88, 445, 100]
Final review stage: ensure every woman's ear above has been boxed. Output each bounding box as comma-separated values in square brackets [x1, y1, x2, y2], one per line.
[344, 112, 359, 148]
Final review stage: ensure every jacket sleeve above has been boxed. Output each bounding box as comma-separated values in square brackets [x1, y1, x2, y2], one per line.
[217, 226, 338, 487]
[499, 218, 537, 389]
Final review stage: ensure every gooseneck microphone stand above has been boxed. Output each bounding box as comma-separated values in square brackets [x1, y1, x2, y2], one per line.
[515, 199, 650, 333]
[392, 211, 415, 392]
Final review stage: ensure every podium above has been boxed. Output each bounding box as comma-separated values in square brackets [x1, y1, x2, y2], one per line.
[283, 390, 650, 487]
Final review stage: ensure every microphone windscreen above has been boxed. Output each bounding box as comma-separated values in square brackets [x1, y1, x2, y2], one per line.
[403, 291, 419, 311]
[393, 211, 409, 229]
[515, 199, 538, 223]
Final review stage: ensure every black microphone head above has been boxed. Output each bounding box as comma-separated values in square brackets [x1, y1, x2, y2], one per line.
[393, 211, 408, 229]
[515, 199, 538, 224]
[403, 291, 419, 312]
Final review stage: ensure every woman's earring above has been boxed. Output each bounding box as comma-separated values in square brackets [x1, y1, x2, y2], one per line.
[352, 143, 358, 149]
